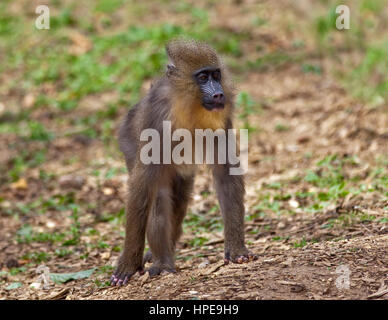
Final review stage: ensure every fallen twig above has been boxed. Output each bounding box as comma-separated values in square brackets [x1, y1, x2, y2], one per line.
[367, 285, 388, 299]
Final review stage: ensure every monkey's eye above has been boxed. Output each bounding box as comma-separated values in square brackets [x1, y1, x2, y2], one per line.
[212, 71, 221, 81]
[197, 74, 208, 82]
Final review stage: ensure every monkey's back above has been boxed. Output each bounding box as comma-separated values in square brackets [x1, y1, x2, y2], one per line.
[118, 77, 172, 171]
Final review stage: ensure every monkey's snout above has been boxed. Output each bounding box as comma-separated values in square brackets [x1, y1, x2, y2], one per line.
[212, 92, 225, 105]
[203, 92, 225, 111]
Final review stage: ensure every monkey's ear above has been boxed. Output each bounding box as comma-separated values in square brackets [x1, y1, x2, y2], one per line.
[166, 63, 176, 77]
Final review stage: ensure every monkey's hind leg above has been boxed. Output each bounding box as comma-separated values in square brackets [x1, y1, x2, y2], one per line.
[146, 188, 176, 277]
[143, 173, 194, 266]
[171, 173, 194, 246]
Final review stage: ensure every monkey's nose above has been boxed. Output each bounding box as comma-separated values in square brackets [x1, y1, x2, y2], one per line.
[212, 93, 225, 104]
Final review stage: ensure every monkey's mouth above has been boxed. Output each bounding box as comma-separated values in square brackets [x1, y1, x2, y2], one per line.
[203, 102, 225, 111]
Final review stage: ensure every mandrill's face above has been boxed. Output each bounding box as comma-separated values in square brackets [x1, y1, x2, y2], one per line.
[193, 66, 225, 112]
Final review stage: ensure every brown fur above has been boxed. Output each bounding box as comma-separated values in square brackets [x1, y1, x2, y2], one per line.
[111, 40, 256, 285]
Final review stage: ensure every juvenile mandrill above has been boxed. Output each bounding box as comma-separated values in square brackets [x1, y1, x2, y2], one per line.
[111, 40, 257, 286]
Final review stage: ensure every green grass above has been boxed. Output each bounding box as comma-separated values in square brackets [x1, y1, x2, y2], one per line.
[344, 43, 388, 106]
[274, 124, 290, 132]
[17, 224, 66, 244]
[55, 248, 74, 258]
[249, 154, 387, 217]
[293, 238, 308, 248]
[315, 4, 339, 43]
[301, 63, 323, 75]
[323, 210, 378, 229]
[236, 92, 261, 133]
[7, 153, 41, 182]
[22, 251, 51, 263]
[310, 0, 388, 106]
[245, 51, 303, 72]
[184, 210, 223, 234]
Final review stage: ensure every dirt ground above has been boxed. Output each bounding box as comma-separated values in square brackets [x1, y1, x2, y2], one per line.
[0, 0, 387, 300]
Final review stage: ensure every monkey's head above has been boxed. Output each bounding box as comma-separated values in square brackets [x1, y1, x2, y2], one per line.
[166, 40, 233, 112]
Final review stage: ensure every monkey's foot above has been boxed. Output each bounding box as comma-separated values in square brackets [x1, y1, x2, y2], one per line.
[143, 251, 153, 264]
[148, 263, 176, 277]
[224, 249, 258, 265]
[111, 265, 144, 286]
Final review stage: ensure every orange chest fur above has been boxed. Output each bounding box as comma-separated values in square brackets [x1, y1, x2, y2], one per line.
[170, 99, 229, 132]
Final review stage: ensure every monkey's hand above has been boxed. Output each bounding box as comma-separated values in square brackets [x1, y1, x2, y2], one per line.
[110, 257, 144, 286]
[224, 246, 258, 264]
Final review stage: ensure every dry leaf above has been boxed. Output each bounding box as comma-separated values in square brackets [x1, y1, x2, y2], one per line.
[100, 252, 111, 260]
[22, 93, 35, 108]
[103, 187, 114, 195]
[68, 31, 92, 55]
[139, 272, 150, 286]
[11, 178, 28, 190]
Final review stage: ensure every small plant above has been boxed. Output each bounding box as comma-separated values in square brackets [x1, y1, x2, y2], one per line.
[28, 121, 53, 141]
[293, 238, 307, 248]
[301, 63, 322, 75]
[55, 248, 73, 257]
[187, 236, 209, 247]
[22, 251, 51, 263]
[236, 92, 260, 133]
[274, 124, 290, 132]
[315, 6, 338, 43]
[63, 204, 81, 246]
[344, 44, 388, 106]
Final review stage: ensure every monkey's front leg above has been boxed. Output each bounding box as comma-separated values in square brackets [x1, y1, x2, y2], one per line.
[213, 165, 258, 264]
[111, 166, 157, 286]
